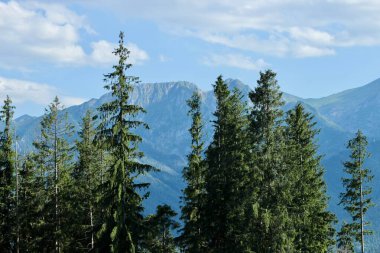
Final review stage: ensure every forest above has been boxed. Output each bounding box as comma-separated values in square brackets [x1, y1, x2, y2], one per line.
[0, 32, 374, 253]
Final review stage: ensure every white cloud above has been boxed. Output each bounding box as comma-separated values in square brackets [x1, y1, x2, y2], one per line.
[90, 41, 116, 65]
[288, 27, 334, 45]
[90, 40, 149, 66]
[0, 1, 148, 68]
[294, 45, 335, 58]
[0, 1, 87, 65]
[126, 43, 150, 65]
[74, 0, 380, 58]
[60, 96, 87, 107]
[203, 54, 268, 70]
[0, 76, 86, 107]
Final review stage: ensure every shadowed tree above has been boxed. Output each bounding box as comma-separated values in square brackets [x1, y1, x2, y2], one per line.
[143, 204, 179, 253]
[0, 96, 16, 252]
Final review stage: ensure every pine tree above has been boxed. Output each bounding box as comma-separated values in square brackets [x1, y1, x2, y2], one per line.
[143, 204, 179, 253]
[0, 96, 16, 252]
[284, 103, 335, 252]
[340, 130, 374, 253]
[337, 222, 354, 253]
[95, 31, 154, 252]
[203, 76, 250, 252]
[248, 69, 292, 252]
[179, 91, 206, 252]
[32, 96, 74, 252]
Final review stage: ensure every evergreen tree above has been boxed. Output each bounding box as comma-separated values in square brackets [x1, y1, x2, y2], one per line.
[68, 110, 102, 251]
[337, 222, 354, 253]
[179, 91, 206, 252]
[95, 31, 154, 252]
[32, 96, 74, 252]
[0, 96, 16, 252]
[203, 76, 250, 252]
[340, 130, 374, 253]
[284, 103, 335, 252]
[248, 70, 292, 252]
[18, 155, 40, 252]
[143, 204, 179, 253]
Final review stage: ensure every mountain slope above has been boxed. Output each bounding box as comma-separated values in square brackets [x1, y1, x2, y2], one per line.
[305, 78, 380, 138]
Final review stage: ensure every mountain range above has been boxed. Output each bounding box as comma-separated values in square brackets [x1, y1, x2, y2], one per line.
[12, 77, 380, 249]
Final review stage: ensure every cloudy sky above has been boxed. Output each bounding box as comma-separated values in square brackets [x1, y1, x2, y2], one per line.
[1, 0, 380, 116]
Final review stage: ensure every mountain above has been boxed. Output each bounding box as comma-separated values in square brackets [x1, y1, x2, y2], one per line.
[305, 78, 380, 138]
[12, 78, 380, 250]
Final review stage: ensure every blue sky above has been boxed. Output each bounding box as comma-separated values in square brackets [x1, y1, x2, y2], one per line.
[2, 0, 380, 116]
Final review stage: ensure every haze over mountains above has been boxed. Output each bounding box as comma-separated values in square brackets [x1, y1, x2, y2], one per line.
[12, 77, 380, 248]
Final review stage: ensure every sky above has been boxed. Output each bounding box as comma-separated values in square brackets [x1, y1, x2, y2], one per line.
[2, 0, 380, 116]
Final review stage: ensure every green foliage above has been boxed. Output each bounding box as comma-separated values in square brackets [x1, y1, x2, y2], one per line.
[248, 70, 291, 252]
[18, 155, 40, 252]
[0, 96, 16, 252]
[66, 110, 103, 251]
[340, 130, 374, 252]
[179, 91, 207, 252]
[203, 75, 250, 252]
[95, 31, 154, 252]
[284, 103, 336, 252]
[32, 96, 75, 252]
[337, 221, 354, 252]
[143, 204, 179, 253]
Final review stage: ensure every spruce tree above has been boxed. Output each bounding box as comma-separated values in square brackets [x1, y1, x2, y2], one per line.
[95, 31, 154, 252]
[179, 91, 206, 252]
[203, 76, 250, 252]
[32, 96, 74, 252]
[248, 70, 291, 252]
[18, 155, 40, 252]
[69, 110, 102, 251]
[143, 204, 179, 253]
[0, 96, 16, 252]
[284, 103, 335, 252]
[340, 130, 374, 253]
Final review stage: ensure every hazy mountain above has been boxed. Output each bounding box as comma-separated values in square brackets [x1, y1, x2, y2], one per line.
[11, 78, 380, 249]
[305, 78, 380, 138]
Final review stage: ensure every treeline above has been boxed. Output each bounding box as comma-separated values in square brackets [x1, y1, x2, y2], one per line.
[0, 32, 374, 252]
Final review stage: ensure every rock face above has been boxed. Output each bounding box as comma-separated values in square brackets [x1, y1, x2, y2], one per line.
[12, 78, 380, 249]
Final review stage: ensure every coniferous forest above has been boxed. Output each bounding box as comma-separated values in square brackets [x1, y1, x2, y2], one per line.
[0, 32, 375, 253]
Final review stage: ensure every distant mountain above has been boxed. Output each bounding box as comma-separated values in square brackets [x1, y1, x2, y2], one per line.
[12, 78, 380, 250]
[305, 78, 380, 138]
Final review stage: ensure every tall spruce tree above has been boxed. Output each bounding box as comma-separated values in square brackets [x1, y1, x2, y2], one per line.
[248, 70, 292, 252]
[203, 76, 250, 252]
[340, 130, 374, 253]
[0, 96, 16, 252]
[32, 96, 74, 252]
[95, 31, 154, 253]
[284, 103, 335, 252]
[179, 91, 206, 252]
